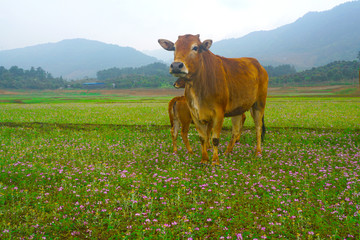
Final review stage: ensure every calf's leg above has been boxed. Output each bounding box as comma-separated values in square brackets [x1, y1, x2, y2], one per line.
[180, 121, 193, 154]
[171, 120, 180, 153]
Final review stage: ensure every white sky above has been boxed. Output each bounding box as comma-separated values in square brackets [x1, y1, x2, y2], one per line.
[0, 0, 353, 51]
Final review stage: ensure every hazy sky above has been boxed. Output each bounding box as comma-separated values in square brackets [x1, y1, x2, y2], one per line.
[0, 0, 353, 51]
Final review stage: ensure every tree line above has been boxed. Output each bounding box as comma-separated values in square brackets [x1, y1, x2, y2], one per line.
[0, 66, 66, 89]
[270, 61, 359, 86]
[0, 60, 358, 89]
[96, 62, 298, 88]
[96, 61, 358, 88]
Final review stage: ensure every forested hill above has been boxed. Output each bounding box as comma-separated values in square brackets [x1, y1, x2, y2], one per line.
[95, 61, 358, 88]
[96, 63, 297, 88]
[270, 61, 359, 86]
[0, 61, 358, 89]
[96, 62, 176, 88]
[97, 62, 171, 80]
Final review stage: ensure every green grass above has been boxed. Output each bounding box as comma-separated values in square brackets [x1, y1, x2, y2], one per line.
[0, 93, 359, 239]
[1, 85, 358, 104]
[0, 90, 174, 104]
[0, 97, 358, 129]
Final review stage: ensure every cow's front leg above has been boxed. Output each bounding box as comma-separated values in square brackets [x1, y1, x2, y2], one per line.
[194, 121, 210, 164]
[199, 135, 209, 164]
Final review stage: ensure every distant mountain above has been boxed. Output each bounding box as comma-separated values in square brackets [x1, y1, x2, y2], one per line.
[0, 39, 158, 79]
[142, 49, 173, 64]
[211, 1, 360, 70]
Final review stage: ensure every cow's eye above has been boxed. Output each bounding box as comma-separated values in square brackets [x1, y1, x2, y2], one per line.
[192, 46, 198, 51]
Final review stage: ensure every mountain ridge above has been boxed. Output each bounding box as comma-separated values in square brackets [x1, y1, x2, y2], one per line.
[0, 39, 158, 79]
[211, 1, 360, 69]
[1, 1, 359, 78]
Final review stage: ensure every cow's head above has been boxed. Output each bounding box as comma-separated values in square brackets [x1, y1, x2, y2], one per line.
[158, 34, 212, 78]
[173, 78, 186, 89]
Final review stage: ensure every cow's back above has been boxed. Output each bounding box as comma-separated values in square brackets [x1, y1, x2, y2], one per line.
[168, 96, 191, 125]
[219, 57, 268, 114]
[174, 97, 192, 124]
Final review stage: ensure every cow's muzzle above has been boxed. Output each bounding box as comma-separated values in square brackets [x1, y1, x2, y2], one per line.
[170, 62, 188, 77]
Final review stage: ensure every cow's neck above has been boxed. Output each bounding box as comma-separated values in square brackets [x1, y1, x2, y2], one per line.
[192, 51, 224, 100]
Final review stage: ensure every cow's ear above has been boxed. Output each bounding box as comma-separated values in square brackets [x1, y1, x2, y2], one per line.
[158, 39, 175, 51]
[200, 40, 212, 52]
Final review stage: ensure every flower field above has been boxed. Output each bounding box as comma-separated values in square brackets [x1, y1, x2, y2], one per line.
[0, 96, 359, 239]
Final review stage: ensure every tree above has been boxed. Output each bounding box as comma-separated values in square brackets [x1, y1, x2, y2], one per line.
[0, 65, 66, 89]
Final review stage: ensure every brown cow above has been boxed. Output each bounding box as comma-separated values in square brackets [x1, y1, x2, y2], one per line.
[159, 34, 268, 165]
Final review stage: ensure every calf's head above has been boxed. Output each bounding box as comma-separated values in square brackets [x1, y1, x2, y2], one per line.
[173, 78, 186, 89]
[158, 34, 212, 78]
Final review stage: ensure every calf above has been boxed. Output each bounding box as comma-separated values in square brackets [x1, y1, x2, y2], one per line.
[168, 95, 194, 154]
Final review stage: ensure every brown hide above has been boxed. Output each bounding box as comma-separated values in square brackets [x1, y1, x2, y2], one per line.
[160, 34, 268, 165]
[168, 94, 246, 155]
[171, 78, 247, 153]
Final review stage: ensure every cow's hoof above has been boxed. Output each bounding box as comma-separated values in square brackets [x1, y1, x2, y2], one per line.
[255, 151, 262, 157]
[211, 161, 219, 166]
[200, 159, 209, 165]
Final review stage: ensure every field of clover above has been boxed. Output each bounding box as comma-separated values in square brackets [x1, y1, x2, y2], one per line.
[0, 97, 359, 239]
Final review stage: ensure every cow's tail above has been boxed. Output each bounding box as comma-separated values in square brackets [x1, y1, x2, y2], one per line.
[168, 98, 178, 127]
[261, 115, 266, 142]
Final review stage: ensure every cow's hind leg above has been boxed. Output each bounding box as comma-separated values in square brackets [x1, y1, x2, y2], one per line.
[171, 120, 180, 153]
[235, 113, 246, 142]
[225, 115, 244, 154]
[251, 106, 265, 156]
[261, 115, 266, 142]
[206, 127, 212, 149]
[180, 121, 193, 154]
